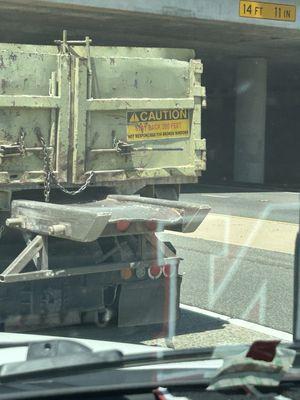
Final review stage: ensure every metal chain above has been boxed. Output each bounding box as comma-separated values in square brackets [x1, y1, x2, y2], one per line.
[36, 131, 94, 202]
[0, 225, 5, 239]
[18, 128, 26, 157]
[39, 134, 52, 202]
[52, 171, 94, 197]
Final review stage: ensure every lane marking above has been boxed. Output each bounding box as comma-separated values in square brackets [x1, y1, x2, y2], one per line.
[168, 213, 298, 255]
[199, 194, 231, 199]
[180, 303, 293, 342]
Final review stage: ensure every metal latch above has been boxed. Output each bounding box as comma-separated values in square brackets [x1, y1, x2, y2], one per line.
[54, 30, 92, 55]
[114, 140, 134, 155]
[0, 144, 23, 157]
[0, 129, 26, 158]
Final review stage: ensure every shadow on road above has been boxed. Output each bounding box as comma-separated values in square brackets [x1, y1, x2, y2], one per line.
[181, 183, 295, 194]
[28, 309, 227, 345]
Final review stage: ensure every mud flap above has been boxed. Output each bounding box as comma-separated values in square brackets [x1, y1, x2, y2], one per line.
[118, 275, 182, 327]
[0, 275, 106, 331]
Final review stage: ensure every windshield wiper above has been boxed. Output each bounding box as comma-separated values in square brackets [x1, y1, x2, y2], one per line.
[0, 339, 226, 382]
[0, 339, 297, 384]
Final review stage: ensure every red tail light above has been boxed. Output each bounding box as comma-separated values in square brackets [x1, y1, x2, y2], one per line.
[162, 264, 177, 278]
[148, 264, 162, 279]
[116, 220, 130, 232]
[146, 220, 157, 231]
[162, 264, 171, 278]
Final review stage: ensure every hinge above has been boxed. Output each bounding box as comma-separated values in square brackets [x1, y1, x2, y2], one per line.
[190, 60, 207, 108]
[0, 143, 22, 157]
[195, 139, 206, 171]
[194, 138, 206, 151]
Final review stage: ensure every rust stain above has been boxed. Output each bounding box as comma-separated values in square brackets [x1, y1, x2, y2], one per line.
[134, 71, 138, 89]
[9, 53, 17, 62]
[0, 56, 5, 69]
[2, 129, 13, 142]
[0, 79, 7, 93]
[23, 78, 28, 89]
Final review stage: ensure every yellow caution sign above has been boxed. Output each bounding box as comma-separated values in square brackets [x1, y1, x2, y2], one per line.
[240, 1, 296, 22]
[129, 112, 140, 123]
[127, 109, 190, 141]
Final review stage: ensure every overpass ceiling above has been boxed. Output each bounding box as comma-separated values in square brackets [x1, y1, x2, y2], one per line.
[0, 1, 299, 62]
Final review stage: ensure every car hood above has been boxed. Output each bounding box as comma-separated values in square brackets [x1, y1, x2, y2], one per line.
[0, 331, 223, 371]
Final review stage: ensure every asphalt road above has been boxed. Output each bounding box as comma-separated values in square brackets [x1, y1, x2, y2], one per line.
[36, 184, 298, 349]
[173, 185, 298, 334]
[181, 184, 300, 224]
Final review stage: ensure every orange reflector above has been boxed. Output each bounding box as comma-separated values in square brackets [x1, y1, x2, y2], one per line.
[163, 264, 172, 278]
[163, 264, 178, 278]
[163, 263, 178, 278]
[121, 268, 133, 280]
[116, 220, 130, 232]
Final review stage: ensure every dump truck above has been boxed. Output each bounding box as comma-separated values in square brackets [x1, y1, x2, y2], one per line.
[0, 32, 208, 330]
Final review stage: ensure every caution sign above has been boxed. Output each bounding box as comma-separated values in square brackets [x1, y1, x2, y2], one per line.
[127, 109, 190, 142]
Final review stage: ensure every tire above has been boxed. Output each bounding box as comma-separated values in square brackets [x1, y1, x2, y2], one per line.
[154, 185, 180, 201]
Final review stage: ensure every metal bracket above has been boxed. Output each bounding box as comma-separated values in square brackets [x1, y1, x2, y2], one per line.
[54, 30, 92, 98]
[0, 144, 23, 157]
[114, 140, 134, 155]
[54, 30, 92, 54]
[0, 235, 49, 283]
[54, 30, 93, 99]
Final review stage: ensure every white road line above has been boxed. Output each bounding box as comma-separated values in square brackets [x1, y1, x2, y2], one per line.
[180, 303, 293, 342]
[200, 194, 231, 198]
[168, 213, 298, 255]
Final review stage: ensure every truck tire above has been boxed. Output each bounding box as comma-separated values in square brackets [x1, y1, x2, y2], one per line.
[81, 308, 114, 327]
[154, 185, 180, 201]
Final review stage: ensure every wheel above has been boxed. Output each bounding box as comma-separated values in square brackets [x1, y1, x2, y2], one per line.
[80, 308, 115, 327]
[154, 185, 180, 201]
[138, 185, 180, 200]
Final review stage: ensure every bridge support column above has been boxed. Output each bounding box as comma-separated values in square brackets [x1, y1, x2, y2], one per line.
[234, 58, 267, 183]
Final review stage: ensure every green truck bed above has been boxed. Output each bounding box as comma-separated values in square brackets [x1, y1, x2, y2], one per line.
[0, 32, 206, 196]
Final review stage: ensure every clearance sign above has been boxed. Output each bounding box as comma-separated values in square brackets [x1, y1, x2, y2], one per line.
[239, 1, 296, 22]
[127, 109, 190, 142]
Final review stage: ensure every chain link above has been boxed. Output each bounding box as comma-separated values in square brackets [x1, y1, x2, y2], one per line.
[36, 130, 94, 202]
[0, 225, 5, 239]
[18, 128, 26, 157]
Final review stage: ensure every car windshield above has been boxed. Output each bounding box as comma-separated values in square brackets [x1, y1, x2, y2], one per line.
[0, 0, 299, 390]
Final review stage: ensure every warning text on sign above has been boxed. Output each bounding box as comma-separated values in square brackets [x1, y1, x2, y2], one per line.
[127, 109, 190, 142]
[239, 1, 296, 22]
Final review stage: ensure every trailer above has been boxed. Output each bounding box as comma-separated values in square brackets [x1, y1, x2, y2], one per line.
[0, 196, 209, 330]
